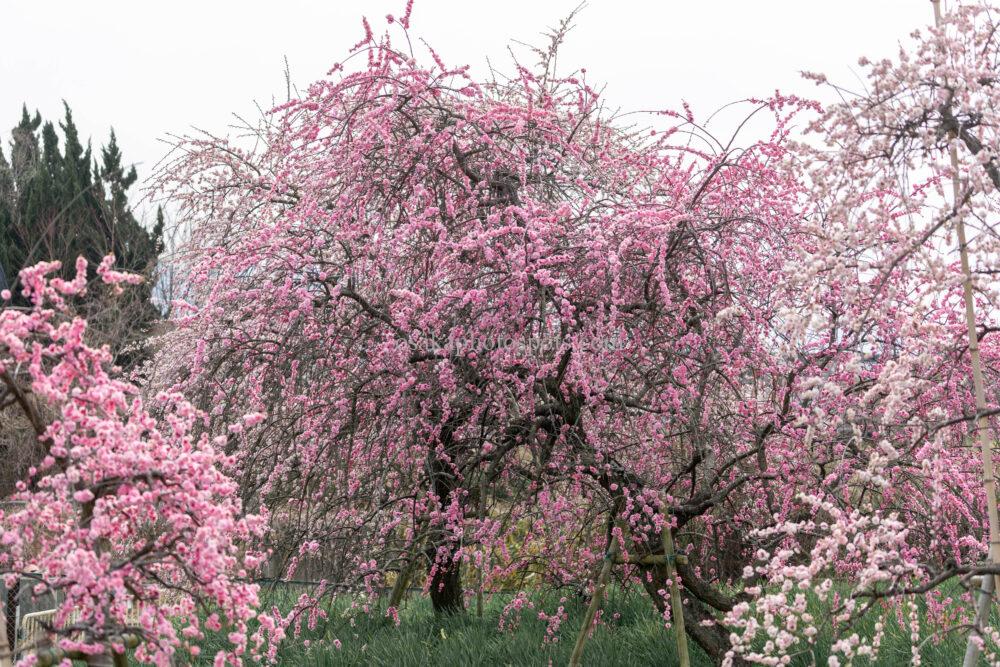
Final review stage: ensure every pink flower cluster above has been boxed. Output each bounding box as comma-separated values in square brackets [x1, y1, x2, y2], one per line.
[0, 258, 275, 665]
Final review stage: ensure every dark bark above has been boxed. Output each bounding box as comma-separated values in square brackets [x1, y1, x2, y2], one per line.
[425, 421, 466, 615]
[426, 546, 464, 615]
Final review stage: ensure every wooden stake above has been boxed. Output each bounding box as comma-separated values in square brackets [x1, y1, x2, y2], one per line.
[569, 526, 619, 667]
[929, 4, 1000, 664]
[661, 504, 690, 667]
[477, 473, 486, 618]
[388, 548, 421, 612]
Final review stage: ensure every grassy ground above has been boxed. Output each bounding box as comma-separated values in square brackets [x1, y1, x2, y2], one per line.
[179, 584, 984, 666]
[276, 589, 696, 666]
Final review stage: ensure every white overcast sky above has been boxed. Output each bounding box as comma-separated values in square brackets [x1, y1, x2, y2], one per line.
[2, 1, 936, 220]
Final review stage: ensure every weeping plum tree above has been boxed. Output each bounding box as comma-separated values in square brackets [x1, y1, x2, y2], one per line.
[150, 5, 1000, 663]
[152, 9, 814, 653]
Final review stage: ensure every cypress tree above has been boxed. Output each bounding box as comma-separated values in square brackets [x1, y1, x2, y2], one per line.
[0, 103, 163, 368]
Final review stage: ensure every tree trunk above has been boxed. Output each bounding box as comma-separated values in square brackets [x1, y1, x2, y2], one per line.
[425, 423, 465, 615]
[426, 545, 464, 615]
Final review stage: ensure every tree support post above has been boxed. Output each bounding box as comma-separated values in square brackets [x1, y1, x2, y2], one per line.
[388, 554, 420, 612]
[569, 525, 620, 667]
[930, 4, 1000, 665]
[477, 473, 486, 618]
[661, 502, 690, 667]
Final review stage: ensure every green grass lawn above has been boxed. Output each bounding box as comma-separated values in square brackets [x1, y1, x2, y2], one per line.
[178, 583, 986, 666]
[276, 589, 695, 666]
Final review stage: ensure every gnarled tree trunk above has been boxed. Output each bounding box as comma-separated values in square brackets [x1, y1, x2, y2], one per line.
[425, 423, 465, 615]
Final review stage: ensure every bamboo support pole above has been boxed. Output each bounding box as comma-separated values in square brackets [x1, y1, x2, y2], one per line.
[477, 473, 486, 618]
[568, 508, 691, 667]
[928, 4, 1000, 664]
[661, 504, 690, 667]
[568, 526, 620, 667]
[388, 550, 421, 612]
